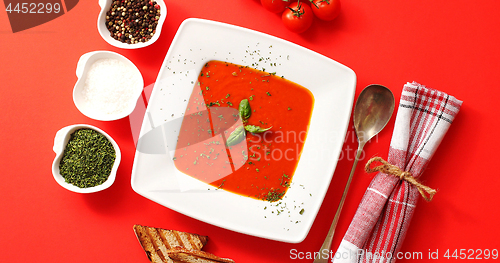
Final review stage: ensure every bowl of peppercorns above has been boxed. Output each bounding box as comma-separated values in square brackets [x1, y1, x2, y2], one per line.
[97, 0, 166, 49]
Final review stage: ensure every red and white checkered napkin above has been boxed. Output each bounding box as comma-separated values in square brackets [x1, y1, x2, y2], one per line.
[333, 82, 462, 263]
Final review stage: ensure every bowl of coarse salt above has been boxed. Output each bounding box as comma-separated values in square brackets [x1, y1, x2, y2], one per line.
[73, 50, 144, 121]
[97, 0, 167, 49]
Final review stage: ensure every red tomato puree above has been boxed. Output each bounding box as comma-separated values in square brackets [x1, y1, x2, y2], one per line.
[173, 60, 314, 202]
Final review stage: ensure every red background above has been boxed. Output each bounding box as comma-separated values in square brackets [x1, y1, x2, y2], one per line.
[1, 1, 499, 262]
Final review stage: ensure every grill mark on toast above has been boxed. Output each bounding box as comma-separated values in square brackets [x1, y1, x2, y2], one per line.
[133, 225, 164, 263]
[146, 226, 170, 263]
[186, 233, 196, 250]
[177, 231, 193, 250]
[173, 230, 185, 249]
[156, 231, 175, 263]
[167, 247, 235, 263]
[160, 229, 181, 249]
[193, 235, 208, 250]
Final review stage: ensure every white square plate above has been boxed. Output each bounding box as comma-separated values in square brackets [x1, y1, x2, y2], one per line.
[131, 18, 356, 243]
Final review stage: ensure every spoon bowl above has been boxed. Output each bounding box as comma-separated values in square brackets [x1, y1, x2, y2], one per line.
[354, 84, 395, 145]
[313, 84, 394, 263]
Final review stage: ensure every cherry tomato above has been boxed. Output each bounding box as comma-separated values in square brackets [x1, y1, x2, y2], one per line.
[310, 0, 341, 21]
[260, 0, 290, 13]
[282, 1, 314, 33]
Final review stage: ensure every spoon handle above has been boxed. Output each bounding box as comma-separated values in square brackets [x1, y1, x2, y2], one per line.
[313, 143, 365, 263]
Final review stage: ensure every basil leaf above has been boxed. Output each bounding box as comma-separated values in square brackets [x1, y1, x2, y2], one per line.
[239, 99, 251, 121]
[245, 125, 272, 134]
[226, 125, 246, 146]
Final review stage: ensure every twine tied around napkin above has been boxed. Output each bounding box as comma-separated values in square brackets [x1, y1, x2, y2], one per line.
[365, 157, 437, 202]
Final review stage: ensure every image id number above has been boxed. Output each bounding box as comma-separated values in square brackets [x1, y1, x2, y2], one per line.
[6, 3, 61, 14]
[444, 249, 498, 260]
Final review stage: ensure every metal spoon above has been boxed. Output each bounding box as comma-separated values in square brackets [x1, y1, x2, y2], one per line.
[313, 84, 395, 263]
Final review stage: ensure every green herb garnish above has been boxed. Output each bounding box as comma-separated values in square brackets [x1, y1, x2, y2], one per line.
[238, 98, 251, 121]
[263, 189, 285, 202]
[245, 125, 272, 134]
[226, 125, 246, 146]
[59, 129, 116, 188]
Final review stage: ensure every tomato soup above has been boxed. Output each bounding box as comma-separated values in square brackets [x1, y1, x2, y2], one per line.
[173, 60, 314, 202]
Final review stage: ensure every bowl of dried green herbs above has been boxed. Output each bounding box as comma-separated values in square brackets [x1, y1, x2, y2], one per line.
[52, 124, 121, 193]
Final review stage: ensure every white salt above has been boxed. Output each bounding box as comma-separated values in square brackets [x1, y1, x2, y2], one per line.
[82, 58, 142, 116]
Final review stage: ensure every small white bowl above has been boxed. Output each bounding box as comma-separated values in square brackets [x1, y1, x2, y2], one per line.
[52, 124, 121, 193]
[97, 0, 167, 49]
[73, 50, 144, 121]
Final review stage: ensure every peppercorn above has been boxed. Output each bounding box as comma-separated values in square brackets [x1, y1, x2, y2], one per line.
[105, 0, 160, 44]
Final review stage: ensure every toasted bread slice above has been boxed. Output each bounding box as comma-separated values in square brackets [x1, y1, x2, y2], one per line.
[133, 225, 209, 263]
[167, 247, 235, 263]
